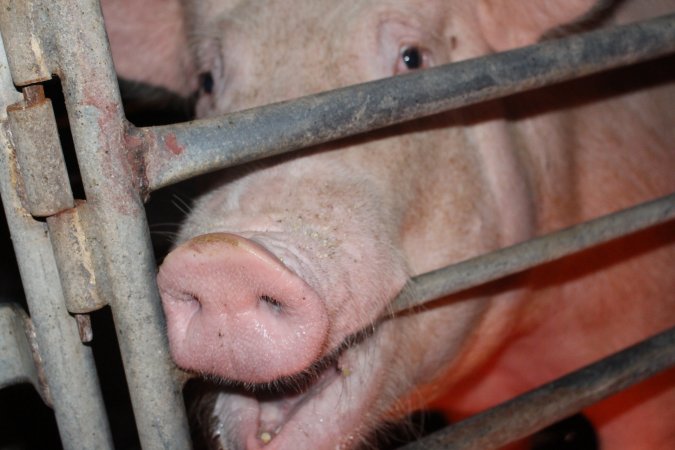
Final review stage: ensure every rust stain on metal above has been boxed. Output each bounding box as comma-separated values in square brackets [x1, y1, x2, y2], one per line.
[22, 314, 53, 407]
[80, 86, 149, 210]
[164, 132, 184, 155]
[6, 84, 48, 112]
[91, 99, 136, 213]
[75, 314, 93, 343]
[22, 84, 45, 106]
[123, 124, 151, 201]
[124, 130, 143, 149]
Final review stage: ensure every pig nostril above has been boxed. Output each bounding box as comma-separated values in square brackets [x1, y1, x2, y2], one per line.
[259, 294, 283, 314]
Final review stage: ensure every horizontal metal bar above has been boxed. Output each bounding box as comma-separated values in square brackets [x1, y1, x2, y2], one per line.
[390, 193, 675, 313]
[142, 13, 675, 192]
[398, 325, 675, 450]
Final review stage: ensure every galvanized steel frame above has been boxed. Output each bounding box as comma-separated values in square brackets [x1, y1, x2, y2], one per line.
[0, 1, 672, 449]
[0, 1, 189, 449]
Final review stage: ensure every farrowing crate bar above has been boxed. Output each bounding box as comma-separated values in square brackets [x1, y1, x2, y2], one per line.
[0, 1, 673, 449]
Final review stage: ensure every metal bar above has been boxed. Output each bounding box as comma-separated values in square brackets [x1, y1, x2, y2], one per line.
[0, 4, 669, 450]
[6, 85, 74, 217]
[142, 13, 675, 192]
[0, 303, 39, 392]
[48, 202, 112, 314]
[39, 1, 192, 448]
[390, 192, 675, 313]
[398, 325, 675, 450]
[0, 0, 51, 84]
[0, 24, 114, 448]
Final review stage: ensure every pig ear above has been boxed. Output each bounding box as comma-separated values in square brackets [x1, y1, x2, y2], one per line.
[476, 0, 601, 51]
[101, 0, 197, 97]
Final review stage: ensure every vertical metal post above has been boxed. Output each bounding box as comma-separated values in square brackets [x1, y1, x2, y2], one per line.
[0, 0, 191, 447]
[0, 28, 114, 449]
[45, 1, 191, 448]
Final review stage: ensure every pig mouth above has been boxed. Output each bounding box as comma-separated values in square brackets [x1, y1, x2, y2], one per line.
[161, 231, 411, 448]
[200, 330, 383, 450]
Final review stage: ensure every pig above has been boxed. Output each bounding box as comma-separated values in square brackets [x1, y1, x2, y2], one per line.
[101, 0, 675, 448]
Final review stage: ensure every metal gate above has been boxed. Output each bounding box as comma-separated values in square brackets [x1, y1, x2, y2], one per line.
[0, 1, 673, 449]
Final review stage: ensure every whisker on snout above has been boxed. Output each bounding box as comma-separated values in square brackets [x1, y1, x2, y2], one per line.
[149, 230, 181, 239]
[172, 194, 194, 216]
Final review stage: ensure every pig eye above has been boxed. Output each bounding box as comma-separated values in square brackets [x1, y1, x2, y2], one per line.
[402, 47, 422, 69]
[199, 72, 214, 95]
[396, 45, 430, 74]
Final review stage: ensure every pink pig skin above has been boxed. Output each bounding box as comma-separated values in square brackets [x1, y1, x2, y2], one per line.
[102, 0, 675, 448]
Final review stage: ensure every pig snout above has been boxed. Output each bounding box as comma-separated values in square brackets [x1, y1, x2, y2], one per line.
[157, 232, 329, 383]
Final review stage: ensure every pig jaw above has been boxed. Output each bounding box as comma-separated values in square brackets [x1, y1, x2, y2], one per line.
[204, 325, 418, 450]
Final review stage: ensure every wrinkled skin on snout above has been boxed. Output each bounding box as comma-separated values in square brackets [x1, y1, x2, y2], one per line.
[103, 0, 675, 448]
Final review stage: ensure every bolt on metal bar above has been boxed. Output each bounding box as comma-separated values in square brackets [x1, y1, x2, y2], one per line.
[0, 27, 114, 449]
[398, 325, 675, 450]
[390, 192, 675, 313]
[141, 13, 675, 192]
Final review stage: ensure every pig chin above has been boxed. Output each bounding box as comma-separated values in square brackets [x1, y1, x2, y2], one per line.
[204, 332, 402, 450]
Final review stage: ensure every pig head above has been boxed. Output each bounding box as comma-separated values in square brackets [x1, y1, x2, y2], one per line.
[102, 0, 675, 449]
